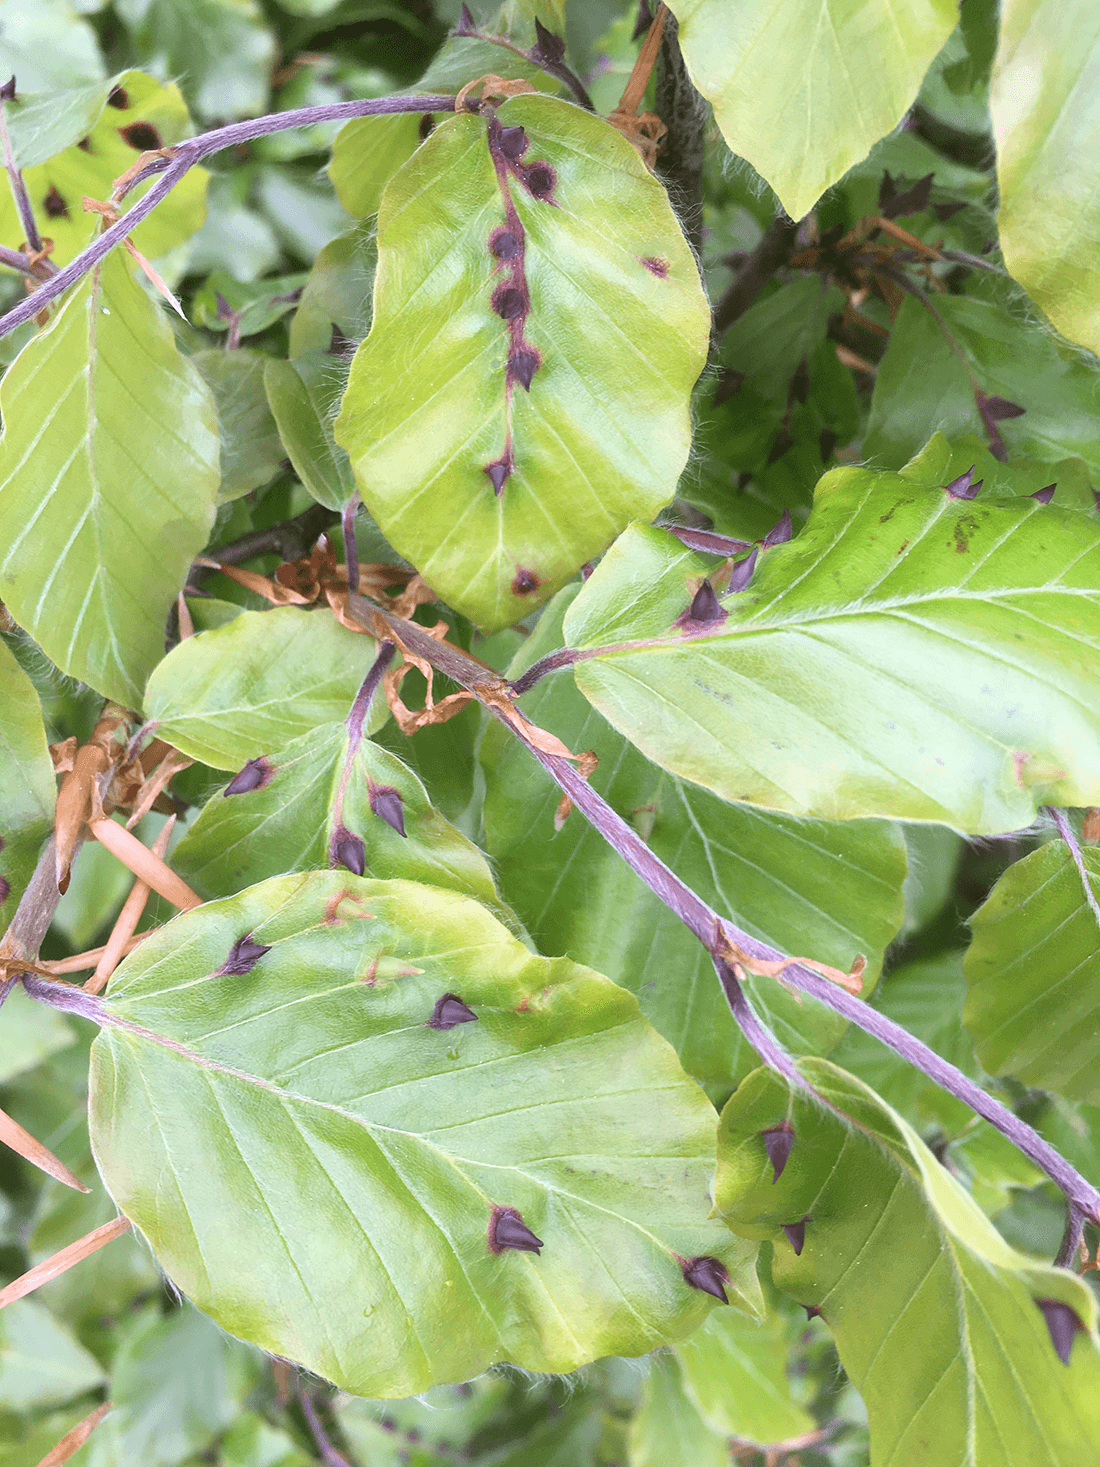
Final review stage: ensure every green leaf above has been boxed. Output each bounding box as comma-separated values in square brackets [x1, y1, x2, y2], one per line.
[0, 637, 56, 918]
[562, 465, 1100, 831]
[991, 0, 1100, 355]
[264, 354, 355, 511]
[287, 226, 375, 357]
[672, 1307, 814, 1446]
[89, 872, 760, 1398]
[0, 250, 220, 708]
[964, 839, 1100, 1103]
[220, 1411, 313, 1467]
[171, 721, 498, 906]
[142, 608, 388, 770]
[669, 0, 959, 220]
[328, 112, 424, 219]
[716, 1058, 1100, 1466]
[87, 1304, 260, 1467]
[335, 94, 710, 632]
[113, 0, 276, 122]
[0, 985, 74, 1084]
[0, 70, 209, 266]
[483, 588, 906, 1085]
[191, 271, 309, 339]
[0, 0, 104, 95]
[0, 1299, 105, 1411]
[628, 1355, 729, 1467]
[191, 349, 285, 502]
[864, 295, 1100, 479]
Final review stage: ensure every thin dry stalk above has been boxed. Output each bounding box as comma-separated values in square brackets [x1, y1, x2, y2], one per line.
[34, 1402, 112, 1467]
[0, 1216, 131, 1308]
[86, 817, 175, 993]
[88, 818, 201, 911]
[0, 1103, 89, 1192]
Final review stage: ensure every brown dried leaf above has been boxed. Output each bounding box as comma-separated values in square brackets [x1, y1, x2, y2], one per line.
[453, 73, 537, 113]
[48, 737, 77, 774]
[53, 708, 129, 888]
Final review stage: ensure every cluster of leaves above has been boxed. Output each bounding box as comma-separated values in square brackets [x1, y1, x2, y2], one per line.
[1, 1, 1100, 1465]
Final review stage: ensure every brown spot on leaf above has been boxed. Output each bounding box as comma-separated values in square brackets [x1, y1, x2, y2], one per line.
[77, 136, 92, 152]
[512, 567, 539, 595]
[418, 113, 435, 141]
[43, 187, 68, 219]
[107, 86, 129, 109]
[896, 539, 909, 555]
[641, 256, 668, 277]
[119, 121, 163, 150]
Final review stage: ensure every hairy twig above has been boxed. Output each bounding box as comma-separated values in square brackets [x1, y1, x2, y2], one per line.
[0, 82, 46, 261]
[654, 11, 707, 259]
[351, 603, 1100, 1234]
[0, 94, 460, 340]
[0, 834, 70, 1010]
[712, 214, 799, 334]
[296, 1382, 351, 1467]
[190, 504, 340, 587]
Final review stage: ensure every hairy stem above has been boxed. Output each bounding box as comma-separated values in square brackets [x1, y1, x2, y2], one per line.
[0, 92, 45, 260]
[0, 94, 459, 340]
[0, 834, 70, 1010]
[654, 10, 707, 259]
[712, 214, 799, 335]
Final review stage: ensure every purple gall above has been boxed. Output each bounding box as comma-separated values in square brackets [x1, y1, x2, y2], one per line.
[761, 1122, 794, 1183]
[489, 1206, 543, 1254]
[369, 783, 406, 838]
[681, 1255, 729, 1304]
[330, 825, 366, 876]
[218, 934, 272, 976]
[1036, 1298, 1083, 1365]
[428, 992, 478, 1030]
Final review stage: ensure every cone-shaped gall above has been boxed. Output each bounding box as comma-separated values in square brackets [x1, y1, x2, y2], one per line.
[499, 126, 528, 161]
[945, 466, 981, 500]
[1036, 1298, 1083, 1365]
[218, 934, 272, 976]
[682, 1255, 729, 1303]
[224, 757, 272, 795]
[761, 1123, 794, 1183]
[783, 1218, 808, 1255]
[1031, 484, 1056, 504]
[490, 1206, 543, 1254]
[428, 992, 478, 1030]
[330, 825, 366, 876]
[687, 579, 725, 625]
[727, 546, 759, 593]
[369, 783, 406, 838]
[763, 509, 793, 547]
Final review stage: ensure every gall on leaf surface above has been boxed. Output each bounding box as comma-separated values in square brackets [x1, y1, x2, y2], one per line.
[172, 720, 498, 909]
[87, 872, 760, 1398]
[561, 456, 1100, 833]
[0, 638, 56, 917]
[334, 93, 709, 633]
[0, 249, 220, 708]
[991, 0, 1100, 356]
[964, 839, 1100, 1105]
[142, 607, 388, 770]
[667, 0, 958, 220]
[483, 588, 906, 1086]
[716, 1059, 1100, 1466]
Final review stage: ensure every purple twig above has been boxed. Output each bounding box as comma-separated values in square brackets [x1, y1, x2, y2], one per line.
[352, 603, 1100, 1233]
[0, 94, 459, 341]
[0, 86, 46, 260]
[341, 498, 360, 594]
[296, 1382, 351, 1467]
[1047, 806, 1100, 930]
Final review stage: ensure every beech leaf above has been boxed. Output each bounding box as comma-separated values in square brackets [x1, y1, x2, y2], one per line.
[716, 1059, 1100, 1465]
[335, 94, 709, 632]
[562, 463, 1100, 832]
[0, 250, 220, 707]
[88, 872, 761, 1397]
